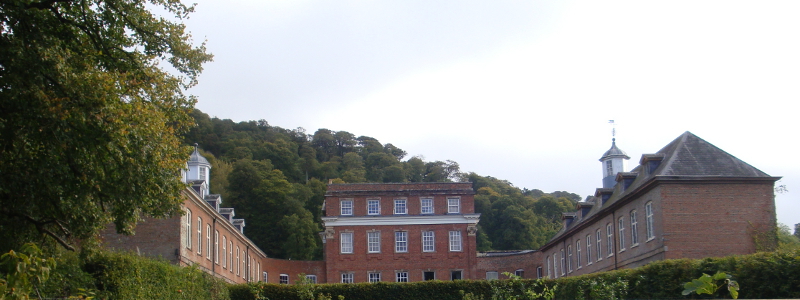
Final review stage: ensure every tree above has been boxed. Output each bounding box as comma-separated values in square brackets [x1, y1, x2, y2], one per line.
[0, 0, 212, 251]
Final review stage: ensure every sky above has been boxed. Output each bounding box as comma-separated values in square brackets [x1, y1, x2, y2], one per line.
[179, 1, 800, 228]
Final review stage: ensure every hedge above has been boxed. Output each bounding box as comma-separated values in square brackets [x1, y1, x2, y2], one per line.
[231, 249, 800, 300]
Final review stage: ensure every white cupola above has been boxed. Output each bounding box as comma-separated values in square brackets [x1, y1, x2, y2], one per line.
[599, 138, 630, 188]
[187, 144, 212, 197]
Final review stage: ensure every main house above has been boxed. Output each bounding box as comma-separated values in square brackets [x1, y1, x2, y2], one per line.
[101, 131, 779, 283]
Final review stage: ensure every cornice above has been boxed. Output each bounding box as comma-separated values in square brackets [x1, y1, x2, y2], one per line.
[322, 214, 481, 227]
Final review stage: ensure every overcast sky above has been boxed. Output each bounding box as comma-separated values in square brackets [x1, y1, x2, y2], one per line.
[180, 1, 800, 228]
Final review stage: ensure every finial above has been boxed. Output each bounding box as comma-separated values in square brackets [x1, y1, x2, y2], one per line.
[194, 143, 199, 152]
[608, 120, 616, 141]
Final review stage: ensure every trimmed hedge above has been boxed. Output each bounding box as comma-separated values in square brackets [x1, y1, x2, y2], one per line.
[231, 249, 800, 300]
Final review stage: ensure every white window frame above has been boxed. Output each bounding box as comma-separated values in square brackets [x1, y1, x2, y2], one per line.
[368, 272, 381, 283]
[630, 210, 639, 246]
[306, 275, 317, 284]
[367, 199, 380, 215]
[214, 230, 219, 264]
[396, 272, 409, 282]
[228, 241, 233, 273]
[560, 249, 565, 276]
[197, 217, 202, 255]
[236, 247, 240, 275]
[206, 224, 211, 260]
[607, 223, 614, 257]
[546, 256, 551, 278]
[422, 231, 435, 252]
[340, 232, 354, 254]
[395, 231, 408, 253]
[515, 269, 524, 278]
[420, 197, 434, 214]
[618, 217, 626, 252]
[341, 273, 354, 283]
[586, 235, 592, 266]
[449, 231, 462, 252]
[576, 241, 582, 269]
[222, 236, 227, 268]
[646, 201, 655, 241]
[186, 210, 192, 249]
[567, 245, 573, 273]
[486, 271, 499, 280]
[368, 231, 381, 253]
[553, 254, 559, 278]
[596, 229, 603, 261]
[279, 274, 289, 284]
[340, 199, 353, 216]
[394, 199, 407, 215]
[263, 271, 268, 282]
[447, 197, 460, 213]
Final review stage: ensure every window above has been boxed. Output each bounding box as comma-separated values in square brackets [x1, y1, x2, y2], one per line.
[546, 256, 551, 278]
[235, 247, 240, 275]
[200, 167, 206, 180]
[630, 210, 639, 246]
[515, 269, 524, 278]
[449, 231, 462, 251]
[206, 225, 211, 259]
[536, 267, 543, 279]
[395, 231, 408, 252]
[228, 241, 233, 273]
[341, 273, 354, 283]
[197, 217, 202, 255]
[306, 275, 317, 284]
[214, 231, 219, 264]
[567, 245, 573, 273]
[368, 231, 381, 253]
[422, 231, 435, 252]
[186, 210, 192, 249]
[367, 199, 380, 215]
[451, 270, 462, 280]
[553, 255, 559, 278]
[618, 217, 626, 251]
[394, 199, 407, 214]
[596, 230, 603, 261]
[396, 272, 409, 282]
[646, 201, 654, 240]
[447, 197, 460, 213]
[606, 223, 614, 256]
[424, 271, 435, 281]
[486, 271, 499, 280]
[421, 197, 433, 214]
[222, 236, 227, 268]
[340, 199, 353, 215]
[586, 235, 592, 265]
[606, 161, 613, 176]
[263, 272, 268, 283]
[369, 272, 381, 283]
[279, 274, 289, 284]
[341, 232, 353, 253]
[560, 249, 565, 276]
[576, 241, 582, 268]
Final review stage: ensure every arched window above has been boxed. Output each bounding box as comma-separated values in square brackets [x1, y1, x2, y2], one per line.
[206, 224, 211, 259]
[214, 230, 219, 264]
[185, 210, 192, 249]
[646, 201, 655, 240]
[222, 236, 227, 268]
[197, 217, 202, 255]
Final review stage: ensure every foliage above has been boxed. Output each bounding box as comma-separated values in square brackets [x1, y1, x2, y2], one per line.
[461, 272, 556, 300]
[682, 272, 739, 299]
[776, 223, 800, 251]
[0, 243, 56, 300]
[0, 0, 212, 252]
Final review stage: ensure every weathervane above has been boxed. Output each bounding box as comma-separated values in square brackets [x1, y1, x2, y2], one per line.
[608, 120, 616, 141]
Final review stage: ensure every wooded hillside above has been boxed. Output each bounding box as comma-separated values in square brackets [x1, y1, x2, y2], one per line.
[184, 109, 581, 259]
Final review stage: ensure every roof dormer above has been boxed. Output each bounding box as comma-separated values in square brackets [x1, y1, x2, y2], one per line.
[639, 153, 666, 175]
[576, 202, 595, 219]
[562, 212, 577, 229]
[594, 188, 614, 205]
[615, 172, 638, 191]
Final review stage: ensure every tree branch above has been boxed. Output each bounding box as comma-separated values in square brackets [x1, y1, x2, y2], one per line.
[25, 0, 72, 10]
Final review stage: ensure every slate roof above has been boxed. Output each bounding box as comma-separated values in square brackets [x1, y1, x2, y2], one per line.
[189, 147, 210, 166]
[542, 131, 777, 249]
[599, 139, 631, 161]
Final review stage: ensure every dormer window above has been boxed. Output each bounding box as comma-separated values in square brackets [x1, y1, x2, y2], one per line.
[605, 161, 613, 176]
[616, 172, 638, 191]
[639, 154, 665, 175]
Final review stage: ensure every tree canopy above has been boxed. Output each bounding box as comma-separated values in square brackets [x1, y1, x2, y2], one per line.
[0, 0, 212, 251]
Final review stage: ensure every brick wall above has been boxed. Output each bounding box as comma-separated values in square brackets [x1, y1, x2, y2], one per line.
[476, 251, 542, 279]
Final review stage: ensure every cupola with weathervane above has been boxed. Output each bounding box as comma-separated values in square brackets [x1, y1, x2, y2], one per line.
[187, 143, 212, 198]
[600, 121, 630, 188]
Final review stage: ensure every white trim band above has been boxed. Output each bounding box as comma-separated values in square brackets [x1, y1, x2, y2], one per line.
[322, 214, 480, 227]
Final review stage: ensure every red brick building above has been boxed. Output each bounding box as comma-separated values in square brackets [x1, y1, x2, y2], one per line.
[539, 131, 779, 278]
[321, 183, 481, 283]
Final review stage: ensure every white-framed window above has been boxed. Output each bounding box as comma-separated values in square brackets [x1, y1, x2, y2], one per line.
[263, 271, 268, 283]
[515, 269, 524, 278]
[367, 199, 380, 215]
[553, 254, 559, 278]
[447, 197, 460, 213]
[586, 235, 592, 265]
[646, 201, 655, 241]
[630, 210, 639, 246]
[560, 249, 565, 276]
[214, 230, 219, 264]
[395, 231, 408, 252]
[368, 231, 381, 253]
[567, 245, 573, 273]
[420, 197, 434, 214]
[306, 275, 317, 284]
[279, 274, 289, 284]
[186, 210, 192, 249]
[341, 232, 353, 253]
[200, 166, 206, 180]
[340, 199, 353, 216]
[451, 270, 463, 280]
[576, 241, 582, 269]
[596, 229, 603, 261]
[486, 271, 499, 280]
[546, 256, 551, 278]
[618, 217, 626, 251]
[422, 231, 435, 252]
[197, 217, 202, 255]
[424, 271, 435, 281]
[206, 225, 211, 260]
[242, 254, 246, 279]
[396, 272, 409, 282]
[605, 160, 613, 176]
[394, 199, 407, 214]
[341, 273, 354, 283]
[236, 247, 240, 275]
[228, 241, 233, 273]
[222, 236, 227, 268]
[369, 272, 381, 283]
[449, 231, 462, 251]
[606, 223, 614, 256]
